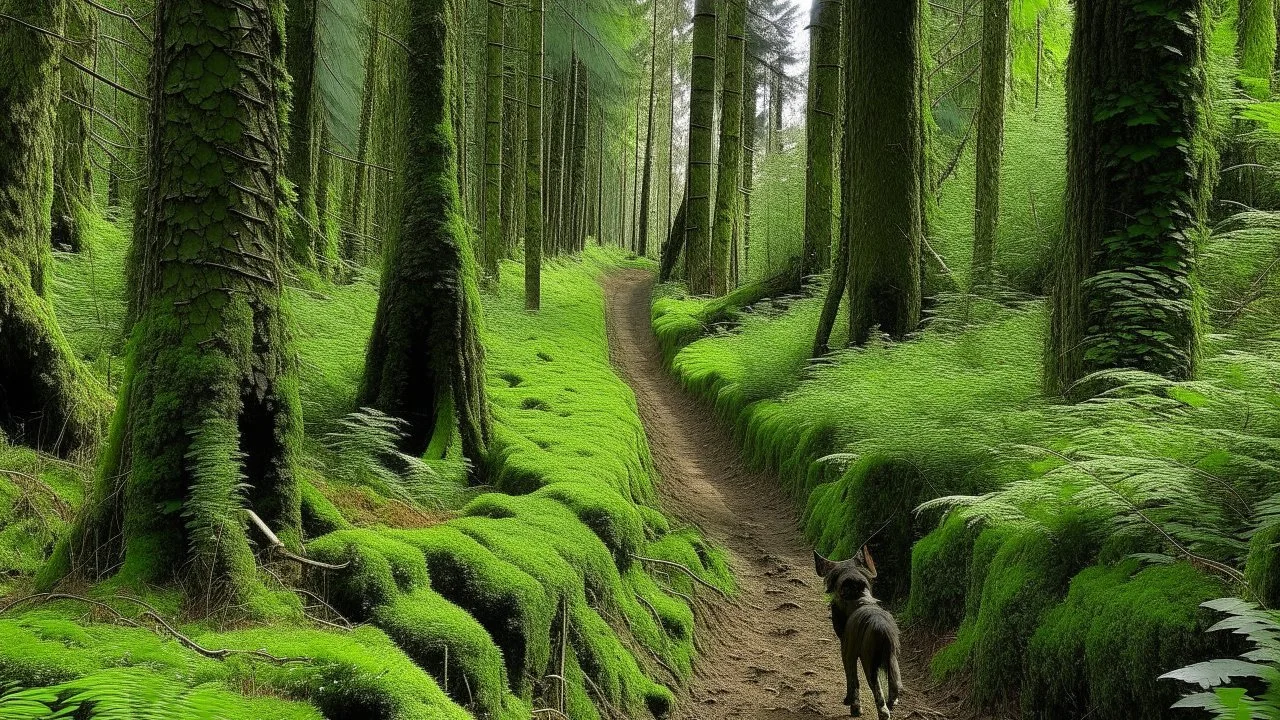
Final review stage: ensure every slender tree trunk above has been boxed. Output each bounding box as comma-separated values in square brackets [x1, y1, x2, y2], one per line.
[971, 0, 1010, 289]
[0, 0, 108, 457]
[666, 0, 677, 258]
[710, 0, 746, 295]
[742, 59, 758, 280]
[344, 3, 380, 264]
[802, 0, 840, 277]
[1047, 0, 1211, 397]
[638, 0, 660, 257]
[361, 0, 491, 468]
[482, 0, 504, 281]
[843, 0, 925, 344]
[525, 0, 544, 310]
[570, 69, 590, 251]
[51, 0, 96, 253]
[70, 0, 299, 604]
[685, 0, 716, 294]
[659, 186, 688, 281]
[557, 56, 577, 254]
[285, 0, 320, 270]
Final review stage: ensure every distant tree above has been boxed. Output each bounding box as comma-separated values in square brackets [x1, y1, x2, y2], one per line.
[0, 0, 108, 457]
[51, 0, 96, 253]
[526, 0, 544, 310]
[711, 0, 747, 295]
[482, 0, 503, 281]
[970, 0, 1009, 289]
[66, 0, 300, 604]
[1046, 0, 1211, 397]
[637, 0, 661, 257]
[285, 0, 321, 271]
[841, 0, 926, 345]
[684, 0, 715, 294]
[360, 0, 491, 470]
[801, 0, 840, 277]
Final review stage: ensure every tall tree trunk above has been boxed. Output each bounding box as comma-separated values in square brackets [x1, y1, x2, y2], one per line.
[971, 0, 1009, 289]
[482, 0, 504, 281]
[843, 0, 925, 344]
[0, 0, 108, 457]
[525, 0, 544, 310]
[638, 0, 659, 258]
[69, 0, 299, 604]
[802, 0, 840, 277]
[51, 0, 97, 253]
[344, 2, 380, 264]
[571, 70, 590, 251]
[1239, 0, 1276, 97]
[742, 59, 758, 280]
[659, 187, 688, 281]
[547, 64, 568, 255]
[666, 0, 678, 258]
[711, 0, 746, 295]
[361, 0, 492, 469]
[285, 0, 320, 270]
[557, 56, 578, 254]
[685, 0, 716, 294]
[1047, 0, 1211, 397]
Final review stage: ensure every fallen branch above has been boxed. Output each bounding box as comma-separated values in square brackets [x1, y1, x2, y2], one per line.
[245, 509, 349, 571]
[629, 554, 729, 599]
[112, 594, 310, 663]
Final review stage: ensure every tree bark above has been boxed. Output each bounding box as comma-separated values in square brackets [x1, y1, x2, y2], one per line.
[685, 0, 716, 294]
[70, 0, 300, 604]
[51, 0, 96, 253]
[843, 0, 925, 344]
[970, 0, 1009, 290]
[1046, 0, 1211, 397]
[343, 2, 380, 264]
[482, 0, 504, 281]
[637, 0, 660, 258]
[0, 0, 108, 458]
[802, 0, 840, 277]
[711, 0, 746, 295]
[285, 0, 321, 270]
[659, 186, 688, 282]
[525, 0, 544, 310]
[360, 0, 492, 468]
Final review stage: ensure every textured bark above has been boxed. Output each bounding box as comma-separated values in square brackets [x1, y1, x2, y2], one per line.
[0, 0, 108, 457]
[1047, 0, 1210, 397]
[685, 0, 716, 294]
[711, 0, 746, 295]
[51, 0, 96, 253]
[802, 0, 840, 277]
[638, 0, 659, 258]
[361, 0, 491, 469]
[742, 59, 758, 280]
[482, 0, 504, 280]
[843, 0, 925, 344]
[971, 0, 1009, 289]
[525, 0, 544, 310]
[659, 187, 688, 282]
[343, 3, 380, 264]
[284, 0, 320, 270]
[569, 61, 590, 252]
[71, 0, 300, 604]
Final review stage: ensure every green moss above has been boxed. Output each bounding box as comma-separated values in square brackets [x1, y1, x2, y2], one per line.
[1024, 561, 1231, 720]
[905, 512, 978, 630]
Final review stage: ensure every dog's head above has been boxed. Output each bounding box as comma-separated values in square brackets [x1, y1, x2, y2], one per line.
[814, 546, 878, 606]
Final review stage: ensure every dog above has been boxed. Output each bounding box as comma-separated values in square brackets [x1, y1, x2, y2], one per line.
[814, 546, 903, 719]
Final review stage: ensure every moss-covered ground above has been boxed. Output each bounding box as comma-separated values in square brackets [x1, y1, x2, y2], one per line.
[1, 216, 730, 719]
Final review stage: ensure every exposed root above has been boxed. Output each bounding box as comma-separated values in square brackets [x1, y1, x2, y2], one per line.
[630, 553, 729, 599]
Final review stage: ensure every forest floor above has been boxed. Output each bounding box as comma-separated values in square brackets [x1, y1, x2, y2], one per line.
[603, 269, 1003, 720]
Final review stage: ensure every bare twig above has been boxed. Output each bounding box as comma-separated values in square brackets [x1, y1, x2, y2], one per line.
[630, 554, 729, 598]
[245, 509, 349, 571]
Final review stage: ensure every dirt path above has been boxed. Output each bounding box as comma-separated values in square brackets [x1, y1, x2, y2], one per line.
[603, 270, 993, 720]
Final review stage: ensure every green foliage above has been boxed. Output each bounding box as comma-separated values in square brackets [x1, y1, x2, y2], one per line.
[1160, 597, 1280, 717]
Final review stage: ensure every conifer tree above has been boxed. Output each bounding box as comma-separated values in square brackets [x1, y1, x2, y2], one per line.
[51, 0, 96, 253]
[526, 0, 544, 310]
[802, 0, 840, 277]
[685, 0, 715, 294]
[970, 0, 1009, 289]
[711, 0, 746, 295]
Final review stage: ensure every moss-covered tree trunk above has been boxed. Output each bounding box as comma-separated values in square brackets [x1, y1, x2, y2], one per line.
[68, 0, 301, 604]
[360, 0, 491, 472]
[637, 0, 660, 258]
[971, 0, 1009, 290]
[1046, 0, 1211, 397]
[802, 0, 839, 277]
[0, 0, 107, 457]
[343, 1, 380, 264]
[1218, 0, 1276, 210]
[843, 0, 925, 344]
[525, 0, 544, 310]
[710, 0, 746, 295]
[659, 188, 688, 282]
[685, 0, 715, 295]
[742, 59, 758, 277]
[284, 0, 320, 270]
[569, 60, 590, 252]
[51, 0, 97, 253]
[482, 0, 503, 281]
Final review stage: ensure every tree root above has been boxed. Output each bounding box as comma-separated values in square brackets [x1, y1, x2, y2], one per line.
[629, 553, 729, 599]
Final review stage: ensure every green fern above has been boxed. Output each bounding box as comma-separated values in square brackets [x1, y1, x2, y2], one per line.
[1161, 597, 1280, 717]
[323, 407, 465, 509]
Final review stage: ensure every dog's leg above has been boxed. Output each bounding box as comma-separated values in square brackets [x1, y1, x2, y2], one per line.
[887, 654, 903, 710]
[841, 633, 862, 716]
[863, 655, 889, 720]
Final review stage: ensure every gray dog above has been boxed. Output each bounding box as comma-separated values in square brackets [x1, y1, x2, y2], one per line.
[814, 547, 903, 719]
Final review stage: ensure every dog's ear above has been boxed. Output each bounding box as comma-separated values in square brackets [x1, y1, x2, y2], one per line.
[857, 545, 878, 579]
[814, 550, 836, 577]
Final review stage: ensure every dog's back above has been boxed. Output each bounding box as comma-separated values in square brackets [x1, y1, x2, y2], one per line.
[844, 602, 901, 692]
[816, 548, 904, 718]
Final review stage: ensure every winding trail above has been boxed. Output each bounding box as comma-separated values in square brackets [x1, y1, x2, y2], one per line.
[604, 270, 998, 720]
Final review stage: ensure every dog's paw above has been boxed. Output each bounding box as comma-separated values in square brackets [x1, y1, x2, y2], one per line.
[843, 694, 852, 705]
[876, 705, 891, 720]
[849, 706, 862, 718]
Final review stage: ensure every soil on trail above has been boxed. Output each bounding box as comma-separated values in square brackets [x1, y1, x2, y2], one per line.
[603, 270, 1001, 720]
